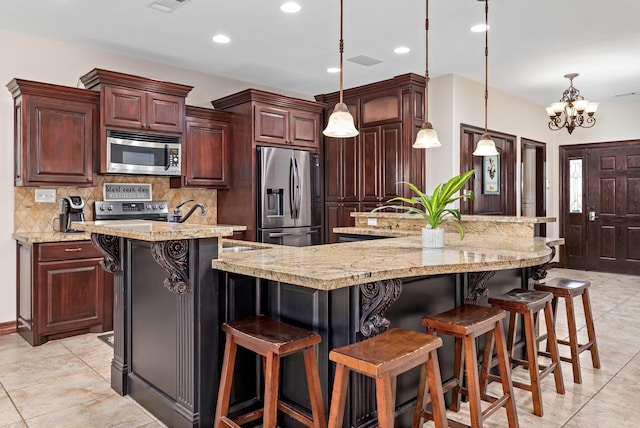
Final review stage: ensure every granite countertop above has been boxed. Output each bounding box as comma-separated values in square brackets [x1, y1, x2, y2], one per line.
[212, 235, 562, 291]
[353, 212, 557, 224]
[71, 221, 241, 242]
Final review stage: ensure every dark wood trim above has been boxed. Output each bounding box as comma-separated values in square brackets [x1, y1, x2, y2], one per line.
[521, 137, 547, 236]
[0, 321, 17, 336]
[212, 88, 324, 113]
[80, 68, 193, 96]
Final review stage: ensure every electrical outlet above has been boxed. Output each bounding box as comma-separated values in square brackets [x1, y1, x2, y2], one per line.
[35, 189, 56, 203]
[367, 217, 377, 226]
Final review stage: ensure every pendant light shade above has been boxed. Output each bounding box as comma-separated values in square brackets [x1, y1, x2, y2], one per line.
[323, 0, 359, 138]
[413, 122, 442, 149]
[324, 102, 358, 138]
[413, 0, 441, 149]
[473, 133, 499, 156]
[473, 0, 499, 157]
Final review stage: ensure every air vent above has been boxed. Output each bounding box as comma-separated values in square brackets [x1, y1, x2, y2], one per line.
[348, 55, 383, 67]
[614, 91, 638, 98]
[148, 0, 188, 13]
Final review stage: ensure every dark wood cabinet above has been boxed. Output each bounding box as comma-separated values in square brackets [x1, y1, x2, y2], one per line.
[211, 89, 324, 241]
[7, 79, 99, 187]
[16, 240, 113, 346]
[170, 106, 231, 188]
[102, 85, 185, 133]
[316, 73, 427, 243]
[80, 68, 193, 173]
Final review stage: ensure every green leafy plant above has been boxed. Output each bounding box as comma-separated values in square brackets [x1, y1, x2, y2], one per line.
[372, 170, 476, 239]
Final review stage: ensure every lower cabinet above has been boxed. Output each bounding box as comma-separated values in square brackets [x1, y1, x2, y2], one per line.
[16, 240, 113, 346]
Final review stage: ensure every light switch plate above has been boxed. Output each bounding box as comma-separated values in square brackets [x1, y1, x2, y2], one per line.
[367, 217, 377, 226]
[35, 189, 56, 203]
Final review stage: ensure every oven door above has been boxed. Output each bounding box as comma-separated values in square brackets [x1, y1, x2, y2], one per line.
[106, 132, 181, 176]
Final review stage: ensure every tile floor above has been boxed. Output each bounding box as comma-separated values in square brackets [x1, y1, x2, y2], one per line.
[0, 268, 638, 427]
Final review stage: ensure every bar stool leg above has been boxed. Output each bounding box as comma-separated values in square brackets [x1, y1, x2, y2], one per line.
[523, 309, 543, 416]
[263, 352, 280, 428]
[564, 296, 582, 384]
[450, 337, 464, 412]
[215, 333, 237, 428]
[426, 350, 448, 428]
[302, 347, 327, 428]
[493, 319, 519, 428]
[479, 330, 494, 393]
[463, 334, 483, 427]
[543, 301, 565, 394]
[328, 364, 349, 428]
[375, 372, 395, 428]
[583, 289, 601, 369]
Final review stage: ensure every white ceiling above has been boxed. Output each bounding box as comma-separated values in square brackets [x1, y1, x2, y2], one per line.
[2, 0, 639, 106]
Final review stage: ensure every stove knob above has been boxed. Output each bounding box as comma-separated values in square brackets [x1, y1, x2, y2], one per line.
[159, 203, 166, 209]
[107, 205, 113, 211]
[147, 204, 152, 210]
[99, 205, 105, 211]
[153, 204, 158, 210]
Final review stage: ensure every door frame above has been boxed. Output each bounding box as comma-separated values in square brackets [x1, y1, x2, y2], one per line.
[521, 138, 547, 236]
[460, 123, 517, 216]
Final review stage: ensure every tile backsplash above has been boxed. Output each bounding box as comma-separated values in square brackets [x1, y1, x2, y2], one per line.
[14, 175, 219, 233]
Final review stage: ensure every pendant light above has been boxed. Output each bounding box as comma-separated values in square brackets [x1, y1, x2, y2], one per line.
[323, 0, 359, 138]
[472, 0, 499, 156]
[413, 0, 442, 149]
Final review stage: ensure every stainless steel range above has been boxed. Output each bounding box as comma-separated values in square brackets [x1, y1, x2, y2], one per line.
[94, 200, 169, 221]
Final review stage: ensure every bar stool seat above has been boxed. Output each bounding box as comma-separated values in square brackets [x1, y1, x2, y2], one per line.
[421, 304, 519, 428]
[534, 278, 600, 384]
[328, 328, 448, 428]
[215, 315, 326, 428]
[481, 288, 564, 417]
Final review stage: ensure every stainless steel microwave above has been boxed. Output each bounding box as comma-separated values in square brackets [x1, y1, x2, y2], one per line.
[106, 130, 181, 176]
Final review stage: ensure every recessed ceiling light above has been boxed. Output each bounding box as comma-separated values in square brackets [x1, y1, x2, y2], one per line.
[327, 67, 340, 73]
[212, 34, 230, 44]
[470, 23, 490, 32]
[280, 2, 301, 13]
[394, 46, 410, 54]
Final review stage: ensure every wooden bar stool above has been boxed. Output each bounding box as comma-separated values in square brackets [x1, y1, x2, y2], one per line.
[215, 315, 326, 428]
[481, 289, 564, 417]
[328, 328, 447, 428]
[422, 304, 519, 428]
[535, 278, 600, 384]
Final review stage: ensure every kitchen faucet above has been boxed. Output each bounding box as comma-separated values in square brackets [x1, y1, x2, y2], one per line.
[173, 199, 207, 223]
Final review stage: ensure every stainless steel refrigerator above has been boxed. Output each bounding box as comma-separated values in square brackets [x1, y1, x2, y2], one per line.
[257, 146, 321, 246]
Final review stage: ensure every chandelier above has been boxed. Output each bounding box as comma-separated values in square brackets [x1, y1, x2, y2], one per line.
[546, 73, 598, 134]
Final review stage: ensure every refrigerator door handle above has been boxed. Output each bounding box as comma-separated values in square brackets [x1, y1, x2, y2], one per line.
[294, 157, 301, 220]
[268, 231, 314, 237]
[289, 157, 295, 220]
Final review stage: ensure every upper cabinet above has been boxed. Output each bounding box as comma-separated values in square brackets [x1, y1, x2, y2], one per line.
[170, 106, 232, 189]
[80, 68, 193, 173]
[213, 89, 323, 151]
[7, 79, 99, 187]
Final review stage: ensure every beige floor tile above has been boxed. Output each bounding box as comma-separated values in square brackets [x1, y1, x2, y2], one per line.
[9, 370, 114, 420]
[0, 387, 22, 426]
[564, 397, 640, 427]
[23, 393, 155, 428]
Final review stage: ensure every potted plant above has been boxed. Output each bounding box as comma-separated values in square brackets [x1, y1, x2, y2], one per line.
[372, 170, 476, 248]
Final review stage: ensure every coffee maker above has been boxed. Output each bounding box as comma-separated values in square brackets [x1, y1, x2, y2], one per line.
[59, 196, 85, 233]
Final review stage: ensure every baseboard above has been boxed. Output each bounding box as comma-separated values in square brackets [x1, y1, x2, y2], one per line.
[0, 321, 17, 336]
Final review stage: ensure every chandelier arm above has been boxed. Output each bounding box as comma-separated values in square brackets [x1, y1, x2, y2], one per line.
[425, 0, 430, 124]
[338, 0, 344, 105]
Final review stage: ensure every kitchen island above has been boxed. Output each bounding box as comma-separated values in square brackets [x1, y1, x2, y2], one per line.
[77, 217, 559, 427]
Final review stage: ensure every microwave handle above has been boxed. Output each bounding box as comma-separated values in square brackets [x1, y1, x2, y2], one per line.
[164, 144, 170, 170]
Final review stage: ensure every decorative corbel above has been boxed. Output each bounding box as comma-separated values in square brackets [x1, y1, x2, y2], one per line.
[151, 240, 190, 294]
[359, 279, 402, 337]
[91, 233, 120, 273]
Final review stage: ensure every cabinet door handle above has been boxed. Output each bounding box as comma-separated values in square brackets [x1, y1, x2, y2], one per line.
[64, 248, 83, 252]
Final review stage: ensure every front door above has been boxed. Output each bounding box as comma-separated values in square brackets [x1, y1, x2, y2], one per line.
[560, 141, 640, 274]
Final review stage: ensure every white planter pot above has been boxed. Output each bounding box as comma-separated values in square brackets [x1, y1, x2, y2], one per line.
[422, 227, 445, 248]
